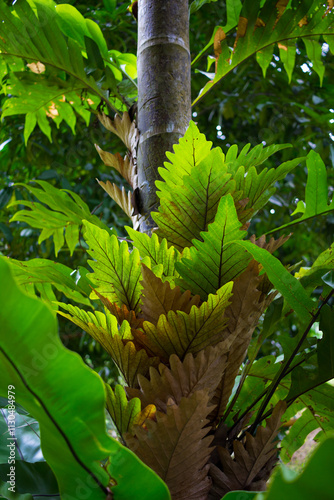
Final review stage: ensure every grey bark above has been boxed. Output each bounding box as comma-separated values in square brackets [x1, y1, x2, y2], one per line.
[137, 0, 191, 232]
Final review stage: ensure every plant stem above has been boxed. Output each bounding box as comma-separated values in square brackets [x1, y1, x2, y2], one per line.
[248, 289, 334, 434]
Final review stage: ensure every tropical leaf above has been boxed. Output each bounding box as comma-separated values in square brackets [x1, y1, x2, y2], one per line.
[126, 341, 230, 413]
[1, 73, 87, 144]
[193, 1, 334, 105]
[83, 220, 149, 312]
[224, 142, 292, 174]
[157, 121, 213, 189]
[135, 282, 233, 361]
[57, 303, 160, 387]
[154, 147, 235, 249]
[235, 241, 315, 320]
[139, 264, 201, 325]
[0, 0, 132, 140]
[191, 1, 242, 65]
[267, 151, 334, 235]
[0, 257, 170, 500]
[8, 258, 92, 308]
[126, 227, 181, 279]
[93, 289, 145, 330]
[105, 384, 157, 439]
[231, 157, 302, 223]
[9, 181, 111, 256]
[105, 384, 142, 435]
[125, 391, 215, 500]
[176, 194, 250, 300]
[210, 401, 286, 497]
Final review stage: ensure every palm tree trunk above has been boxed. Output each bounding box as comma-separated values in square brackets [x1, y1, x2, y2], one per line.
[137, 0, 191, 232]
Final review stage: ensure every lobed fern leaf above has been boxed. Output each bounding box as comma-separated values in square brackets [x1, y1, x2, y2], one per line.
[9, 181, 110, 256]
[126, 341, 230, 414]
[126, 227, 181, 280]
[125, 391, 215, 500]
[58, 303, 159, 387]
[105, 384, 142, 436]
[210, 401, 286, 497]
[154, 148, 235, 250]
[176, 194, 250, 300]
[135, 282, 233, 361]
[139, 264, 201, 325]
[8, 258, 92, 308]
[83, 220, 150, 313]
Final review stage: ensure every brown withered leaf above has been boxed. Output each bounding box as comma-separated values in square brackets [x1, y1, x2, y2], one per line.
[276, 0, 289, 18]
[140, 264, 201, 325]
[97, 180, 139, 224]
[108, 334, 160, 388]
[210, 401, 286, 497]
[27, 61, 46, 73]
[98, 111, 139, 156]
[251, 233, 291, 254]
[95, 144, 136, 188]
[214, 27, 225, 73]
[126, 340, 230, 412]
[125, 391, 215, 500]
[233, 16, 248, 53]
[133, 283, 233, 362]
[211, 261, 267, 418]
[94, 289, 144, 330]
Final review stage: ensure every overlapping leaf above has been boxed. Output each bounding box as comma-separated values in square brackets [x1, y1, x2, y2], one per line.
[125, 391, 215, 500]
[126, 227, 181, 279]
[193, 0, 334, 105]
[8, 258, 92, 308]
[232, 157, 303, 222]
[96, 146, 136, 188]
[105, 384, 156, 438]
[135, 282, 233, 361]
[58, 303, 160, 387]
[93, 289, 145, 330]
[139, 264, 201, 325]
[211, 401, 286, 497]
[105, 384, 141, 435]
[154, 148, 235, 249]
[83, 220, 149, 312]
[176, 194, 250, 299]
[9, 181, 110, 256]
[156, 121, 213, 190]
[127, 341, 230, 413]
